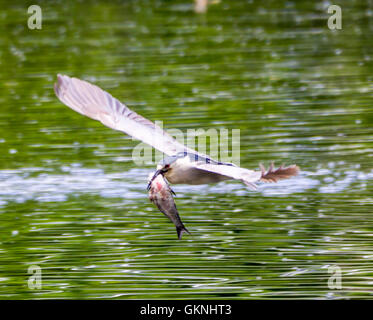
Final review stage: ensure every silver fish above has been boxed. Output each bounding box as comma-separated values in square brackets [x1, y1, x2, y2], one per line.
[148, 173, 190, 240]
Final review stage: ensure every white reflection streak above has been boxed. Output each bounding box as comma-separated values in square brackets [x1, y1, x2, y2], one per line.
[0, 166, 372, 206]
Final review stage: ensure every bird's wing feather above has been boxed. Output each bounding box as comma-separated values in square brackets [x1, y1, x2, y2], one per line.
[192, 162, 299, 190]
[54, 74, 193, 156]
[259, 163, 299, 182]
[191, 162, 262, 190]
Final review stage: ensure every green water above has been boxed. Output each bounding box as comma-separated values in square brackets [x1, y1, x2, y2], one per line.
[1, 0, 373, 299]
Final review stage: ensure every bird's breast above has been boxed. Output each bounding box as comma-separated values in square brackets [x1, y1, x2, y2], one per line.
[165, 159, 231, 185]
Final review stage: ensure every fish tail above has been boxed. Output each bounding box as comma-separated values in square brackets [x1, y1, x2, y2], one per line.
[176, 224, 191, 240]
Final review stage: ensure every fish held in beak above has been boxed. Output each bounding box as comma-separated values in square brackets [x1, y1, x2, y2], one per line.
[148, 173, 190, 240]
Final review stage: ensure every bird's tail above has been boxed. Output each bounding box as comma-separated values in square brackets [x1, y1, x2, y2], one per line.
[259, 163, 299, 183]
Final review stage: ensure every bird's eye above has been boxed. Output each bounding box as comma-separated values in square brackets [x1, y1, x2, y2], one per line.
[162, 164, 170, 172]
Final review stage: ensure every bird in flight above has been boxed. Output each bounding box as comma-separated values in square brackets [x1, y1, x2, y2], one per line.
[54, 75, 299, 239]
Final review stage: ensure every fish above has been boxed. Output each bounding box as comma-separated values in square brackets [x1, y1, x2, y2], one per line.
[148, 173, 190, 240]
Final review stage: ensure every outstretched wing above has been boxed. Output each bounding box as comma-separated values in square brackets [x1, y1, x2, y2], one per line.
[191, 162, 299, 190]
[54, 74, 192, 156]
[191, 162, 262, 190]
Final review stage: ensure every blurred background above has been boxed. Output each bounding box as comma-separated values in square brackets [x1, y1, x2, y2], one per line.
[0, 0, 373, 299]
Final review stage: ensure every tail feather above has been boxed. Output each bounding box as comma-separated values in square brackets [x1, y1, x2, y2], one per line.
[259, 162, 299, 183]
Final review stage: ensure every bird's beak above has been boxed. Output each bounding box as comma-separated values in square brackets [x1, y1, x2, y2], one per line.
[147, 169, 163, 191]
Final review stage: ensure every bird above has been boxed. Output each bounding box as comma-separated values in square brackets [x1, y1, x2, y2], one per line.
[54, 74, 300, 239]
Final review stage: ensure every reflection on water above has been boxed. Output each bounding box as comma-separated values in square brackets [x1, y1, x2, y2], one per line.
[1, 165, 372, 205]
[1, 0, 373, 299]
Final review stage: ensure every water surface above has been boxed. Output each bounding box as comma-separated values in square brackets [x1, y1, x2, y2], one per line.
[0, 0, 373, 299]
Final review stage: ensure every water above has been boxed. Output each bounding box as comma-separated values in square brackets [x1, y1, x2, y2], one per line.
[0, 0, 373, 299]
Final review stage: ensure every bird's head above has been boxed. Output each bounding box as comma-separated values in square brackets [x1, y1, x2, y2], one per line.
[148, 160, 173, 191]
[156, 163, 171, 172]
[156, 153, 184, 172]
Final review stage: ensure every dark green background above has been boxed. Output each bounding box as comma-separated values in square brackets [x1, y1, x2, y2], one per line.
[0, 0, 372, 299]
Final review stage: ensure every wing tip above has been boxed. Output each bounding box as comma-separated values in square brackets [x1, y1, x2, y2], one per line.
[54, 74, 69, 97]
[243, 180, 258, 190]
[259, 162, 300, 183]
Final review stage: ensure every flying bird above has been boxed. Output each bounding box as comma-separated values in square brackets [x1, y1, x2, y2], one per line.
[54, 75, 299, 239]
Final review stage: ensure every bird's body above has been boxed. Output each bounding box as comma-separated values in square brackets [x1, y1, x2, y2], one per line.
[161, 152, 232, 185]
[54, 74, 300, 239]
